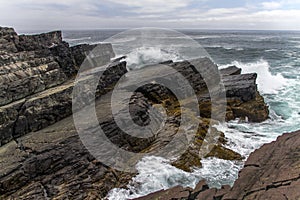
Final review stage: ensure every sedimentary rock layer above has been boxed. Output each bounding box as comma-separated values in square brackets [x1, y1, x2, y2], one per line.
[0, 27, 119, 146]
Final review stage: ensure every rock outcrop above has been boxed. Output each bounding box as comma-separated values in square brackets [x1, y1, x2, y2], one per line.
[134, 130, 300, 200]
[0, 92, 142, 199]
[0, 27, 271, 199]
[0, 27, 119, 146]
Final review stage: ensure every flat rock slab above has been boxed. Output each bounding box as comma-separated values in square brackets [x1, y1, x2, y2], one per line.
[220, 66, 241, 76]
[223, 130, 300, 200]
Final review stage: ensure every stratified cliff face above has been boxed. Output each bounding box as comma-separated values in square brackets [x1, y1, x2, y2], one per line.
[0, 27, 271, 199]
[0, 27, 121, 146]
[134, 130, 300, 200]
[0, 27, 130, 199]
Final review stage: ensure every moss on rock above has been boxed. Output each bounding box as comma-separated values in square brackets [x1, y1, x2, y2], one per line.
[228, 92, 269, 122]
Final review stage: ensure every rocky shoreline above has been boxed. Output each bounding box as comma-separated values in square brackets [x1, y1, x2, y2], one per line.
[0, 27, 298, 199]
[134, 130, 300, 200]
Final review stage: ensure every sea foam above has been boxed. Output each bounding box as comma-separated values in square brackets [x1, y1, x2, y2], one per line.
[107, 156, 201, 200]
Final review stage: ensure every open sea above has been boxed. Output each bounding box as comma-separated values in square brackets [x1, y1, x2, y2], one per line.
[61, 29, 300, 199]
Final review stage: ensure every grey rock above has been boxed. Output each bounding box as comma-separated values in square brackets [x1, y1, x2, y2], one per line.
[0, 27, 121, 146]
[220, 65, 241, 76]
[71, 43, 115, 70]
[223, 73, 257, 102]
[16, 31, 63, 51]
[0, 27, 19, 53]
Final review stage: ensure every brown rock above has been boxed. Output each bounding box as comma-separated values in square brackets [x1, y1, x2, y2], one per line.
[223, 130, 300, 200]
[229, 92, 269, 122]
[133, 186, 191, 200]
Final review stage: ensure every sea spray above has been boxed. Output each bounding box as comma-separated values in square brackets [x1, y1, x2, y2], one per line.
[63, 30, 300, 200]
[124, 46, 182, 69]
[219, 59, 287, 94]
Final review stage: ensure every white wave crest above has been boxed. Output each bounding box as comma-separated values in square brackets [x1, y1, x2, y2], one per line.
[125, 46, 182, 69]
[220, 59, 287, 94]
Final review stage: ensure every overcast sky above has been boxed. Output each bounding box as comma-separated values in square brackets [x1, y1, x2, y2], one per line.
[1, 0, 300, 32]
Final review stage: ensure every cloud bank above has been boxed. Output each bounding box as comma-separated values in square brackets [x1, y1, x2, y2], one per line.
[0, 0, 300, 31]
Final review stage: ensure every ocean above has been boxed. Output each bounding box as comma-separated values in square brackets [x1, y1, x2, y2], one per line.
[62, 29, 300, 199]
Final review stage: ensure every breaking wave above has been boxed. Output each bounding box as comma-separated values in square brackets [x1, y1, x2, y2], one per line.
[220, 59, 287, 94]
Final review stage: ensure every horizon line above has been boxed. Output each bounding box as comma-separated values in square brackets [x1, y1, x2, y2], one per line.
[16, 27, 300, 34]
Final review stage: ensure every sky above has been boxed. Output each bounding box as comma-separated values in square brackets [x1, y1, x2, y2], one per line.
[1, 0, 300, 32]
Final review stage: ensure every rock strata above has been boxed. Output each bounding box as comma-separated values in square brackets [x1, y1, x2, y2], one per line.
[0, 27, 272, 199]
[0, 27, 119, 146]
[0, 92, 144, 199]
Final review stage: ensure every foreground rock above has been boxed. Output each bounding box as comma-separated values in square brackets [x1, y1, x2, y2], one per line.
[224, 130, 300, 200]
[0, 92, 143, 199]
[134, 130, 300, 200]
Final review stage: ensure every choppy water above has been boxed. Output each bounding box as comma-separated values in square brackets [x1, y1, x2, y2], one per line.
[63, 29, 300, 200]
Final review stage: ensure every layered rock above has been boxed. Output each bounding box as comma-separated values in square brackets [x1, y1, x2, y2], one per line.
[223, 130, 300, 200]
[134, 130, 300, 200]
[128, 59, 267, 172]
[0, 27, 119, 146]
[0, 27, 19, 54]
[0, 92, 145, 199]
[0, 27, 271, 199]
